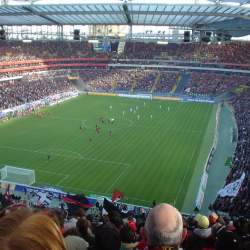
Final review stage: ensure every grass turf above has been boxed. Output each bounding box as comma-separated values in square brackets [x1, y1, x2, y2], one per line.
[0, 95, 216, 209]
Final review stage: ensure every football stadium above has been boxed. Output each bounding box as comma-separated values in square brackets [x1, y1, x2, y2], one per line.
[0, 0, 249, 249]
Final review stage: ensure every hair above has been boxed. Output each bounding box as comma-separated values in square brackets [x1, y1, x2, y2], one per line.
[76, 217, 95, 245]
[76, 217, 89, 238]
[47, 209, 65, 229]
[1, 211, 66, 250]
[145, 204, 183, 247]
[0, 208, 32, 240]
[73, 208, 86, 218]
[109, 211, 123, 228]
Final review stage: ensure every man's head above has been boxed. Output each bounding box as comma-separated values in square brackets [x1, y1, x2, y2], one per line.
[145, 203, 183, 248]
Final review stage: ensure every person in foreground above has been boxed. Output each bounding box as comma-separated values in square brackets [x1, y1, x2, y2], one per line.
[0, 209, 66, 250]
[145, 203, 183, 250]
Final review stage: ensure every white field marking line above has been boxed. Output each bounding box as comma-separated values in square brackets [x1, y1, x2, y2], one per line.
[0, 145, 130, 168]
[105, 166, 130, 193]
[174, 148, 196, 207]
[41, 115, 86, 122]
[35, 169, 67, 177]
[56, 174, 70, 186]
[41, 148, 82, 158]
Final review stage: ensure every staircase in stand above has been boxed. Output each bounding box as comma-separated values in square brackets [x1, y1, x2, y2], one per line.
[130, 77, 137, 93]
[151, 71, 161, 93]
[174, 72, 191, 94]
[117, 41, 126, 55]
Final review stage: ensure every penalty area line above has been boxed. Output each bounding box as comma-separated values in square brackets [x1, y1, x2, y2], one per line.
[104, 166, 130, 193]
[56, 174, 70, 186]
[35, 169, 67, 177]
[0, 145, 130, 168]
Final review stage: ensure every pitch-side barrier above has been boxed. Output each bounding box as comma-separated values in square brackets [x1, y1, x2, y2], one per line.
[118, 93, 152, 100]
[0, 181, 151, 215]
[85, 91, 215, 103]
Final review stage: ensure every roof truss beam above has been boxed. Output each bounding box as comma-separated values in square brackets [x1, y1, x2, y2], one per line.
[2, 10, 249, 21]
[122, 3, 132, 25]
[21, 6, 61, 25]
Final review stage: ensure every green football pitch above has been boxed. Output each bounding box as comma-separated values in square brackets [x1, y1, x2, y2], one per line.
[0, 95, 217, 210]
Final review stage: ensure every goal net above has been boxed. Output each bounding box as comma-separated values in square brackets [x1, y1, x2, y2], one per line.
[0, 165, 35, 185]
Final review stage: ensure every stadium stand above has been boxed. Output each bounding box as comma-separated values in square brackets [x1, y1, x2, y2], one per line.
[0, 14, 250, 250]
[69, 69, 179, 93]
[123, 41, 250, 64]
[0, 40, 93, 61]
[0, 72, 76, 110]
[1, 60, 249, 249]
[0, 40, 248, 63]
[78, 69, 127, 92]
[132, 70, 158, 92]
[185, 72, 250, 96]
[0, 69, 180, 96]
[155, 71, 180, 93]
[212, 89, 250, 217]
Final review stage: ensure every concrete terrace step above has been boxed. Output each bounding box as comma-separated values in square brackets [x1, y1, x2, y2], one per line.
[175, 72, 191, 94]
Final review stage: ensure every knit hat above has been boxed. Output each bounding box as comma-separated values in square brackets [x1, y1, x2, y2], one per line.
[197, 215, 210, 229]
[194, 213, 202, 222]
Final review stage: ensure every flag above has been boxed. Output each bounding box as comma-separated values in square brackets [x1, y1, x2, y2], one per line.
[63, 193, 94, 213]
[103, 198, 121, 215]
[112, 190, 123, 202]
[218, 172, 245, 197]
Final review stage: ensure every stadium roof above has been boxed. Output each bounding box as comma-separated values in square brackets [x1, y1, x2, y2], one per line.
[0, 1, 249, 30]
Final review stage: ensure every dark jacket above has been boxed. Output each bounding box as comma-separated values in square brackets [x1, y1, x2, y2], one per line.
[95, 221, 121, 250]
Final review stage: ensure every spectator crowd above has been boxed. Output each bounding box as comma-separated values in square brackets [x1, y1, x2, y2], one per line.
[185, 72, 250, 96]
[0, 71, 76, 110]
[78, 69, 179, 93]
[0, 40, 249, 67]
[0, 190, 250, 250]
[0, 40, 250, 250]
[212, 89, 250, 217]
[123, 41, 250, 65]
[0, 40, 94, 62]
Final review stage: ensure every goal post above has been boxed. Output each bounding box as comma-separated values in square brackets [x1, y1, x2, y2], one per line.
[0, 165, 35, 185]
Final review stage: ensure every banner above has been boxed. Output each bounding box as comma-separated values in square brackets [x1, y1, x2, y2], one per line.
[195, 172, 208, 210]
[218, 172, 245, 198]
[118, 93, 152, 100]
